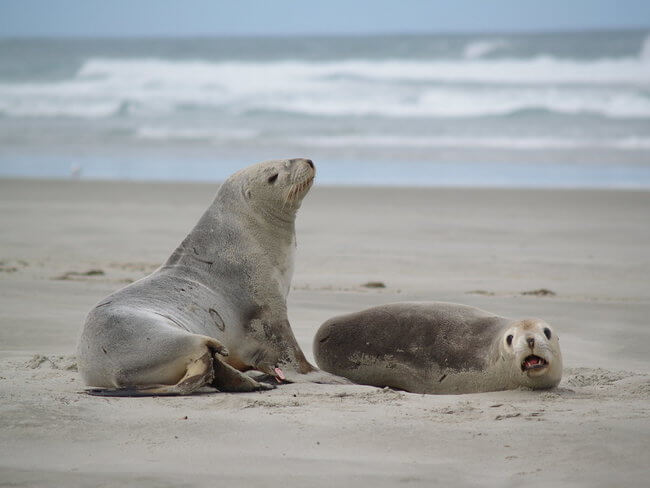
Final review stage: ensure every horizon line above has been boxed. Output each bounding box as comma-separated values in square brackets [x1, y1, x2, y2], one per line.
[1, 25, 649, 41]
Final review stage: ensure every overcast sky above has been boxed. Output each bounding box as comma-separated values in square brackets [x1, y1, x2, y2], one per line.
[1, 0, 649, 37]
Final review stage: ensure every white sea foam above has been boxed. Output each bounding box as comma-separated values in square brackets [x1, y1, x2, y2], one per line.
[131, 126, 650, 151]
[77, 56, 650, 85]
[639, 33, 650, 61]
[463, 39, 508, 59]
[288, 135, 650, 150]
[135, 127, 259, 141]
[0, 56, 648, 119]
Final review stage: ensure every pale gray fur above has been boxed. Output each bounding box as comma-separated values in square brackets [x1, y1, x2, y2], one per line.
[313, 302, 562, 394]
[77, 158, 344, 395]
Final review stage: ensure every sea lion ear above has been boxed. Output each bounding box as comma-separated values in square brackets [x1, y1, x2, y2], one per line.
[245, 189, 252, 199]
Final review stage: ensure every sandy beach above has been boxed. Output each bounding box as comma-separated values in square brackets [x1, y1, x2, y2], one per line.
[0, 178, 649, 487]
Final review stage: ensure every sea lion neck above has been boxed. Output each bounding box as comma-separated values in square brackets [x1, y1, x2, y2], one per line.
[217, 177, 299, 230]
[163, 181, 296, 285]
[248, 198, 297, 229]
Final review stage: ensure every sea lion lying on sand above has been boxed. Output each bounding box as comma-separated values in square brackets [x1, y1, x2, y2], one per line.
[314, 302, 562, 394]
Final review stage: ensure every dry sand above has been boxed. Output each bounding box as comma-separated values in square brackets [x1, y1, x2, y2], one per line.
[1, 179, 649, 487]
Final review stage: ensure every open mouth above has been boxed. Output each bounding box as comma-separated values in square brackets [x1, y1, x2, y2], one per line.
[521, 355, 548, 371]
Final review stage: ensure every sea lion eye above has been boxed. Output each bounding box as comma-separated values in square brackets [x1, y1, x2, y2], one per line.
[506, 335, 513, 346]
[267, 174, 278, 184]
[544, 328, 552, 340]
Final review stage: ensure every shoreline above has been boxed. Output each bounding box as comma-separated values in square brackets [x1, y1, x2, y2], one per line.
[2, 153, 650, 189]
[3, 175, 650, 191]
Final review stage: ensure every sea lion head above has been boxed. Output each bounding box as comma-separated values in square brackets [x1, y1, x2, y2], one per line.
[499, 319, 563, 389]
[227, 158, 316, 218]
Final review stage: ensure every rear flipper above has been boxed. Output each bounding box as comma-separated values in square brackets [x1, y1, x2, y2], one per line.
[84, 347, 217, 396]
[84, 348, 273, 396]
[85, 386, 216, 397]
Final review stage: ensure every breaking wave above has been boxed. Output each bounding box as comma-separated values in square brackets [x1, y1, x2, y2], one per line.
[462, 39, 509, 59]
[0, 55, 649, 119]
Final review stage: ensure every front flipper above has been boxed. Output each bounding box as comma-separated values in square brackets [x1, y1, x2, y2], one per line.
[283, 369, 353, 385]
[211, 355, 275, 392]
[250, 368, 353, 385]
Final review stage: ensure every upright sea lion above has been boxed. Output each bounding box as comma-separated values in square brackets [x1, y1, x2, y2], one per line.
[313, 302, 562, 394]
[77, 158, 339, 395]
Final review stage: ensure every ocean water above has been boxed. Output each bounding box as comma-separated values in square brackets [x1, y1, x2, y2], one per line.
[1, 31, 649, 187]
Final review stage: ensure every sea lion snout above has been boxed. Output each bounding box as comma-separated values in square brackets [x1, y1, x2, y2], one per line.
[289, 158, 316, 181]
[290, 158, 314, 170]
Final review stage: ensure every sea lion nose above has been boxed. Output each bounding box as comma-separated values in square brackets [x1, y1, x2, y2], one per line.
[292, 158, 314, 169]
[527, 337, 535, 349]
